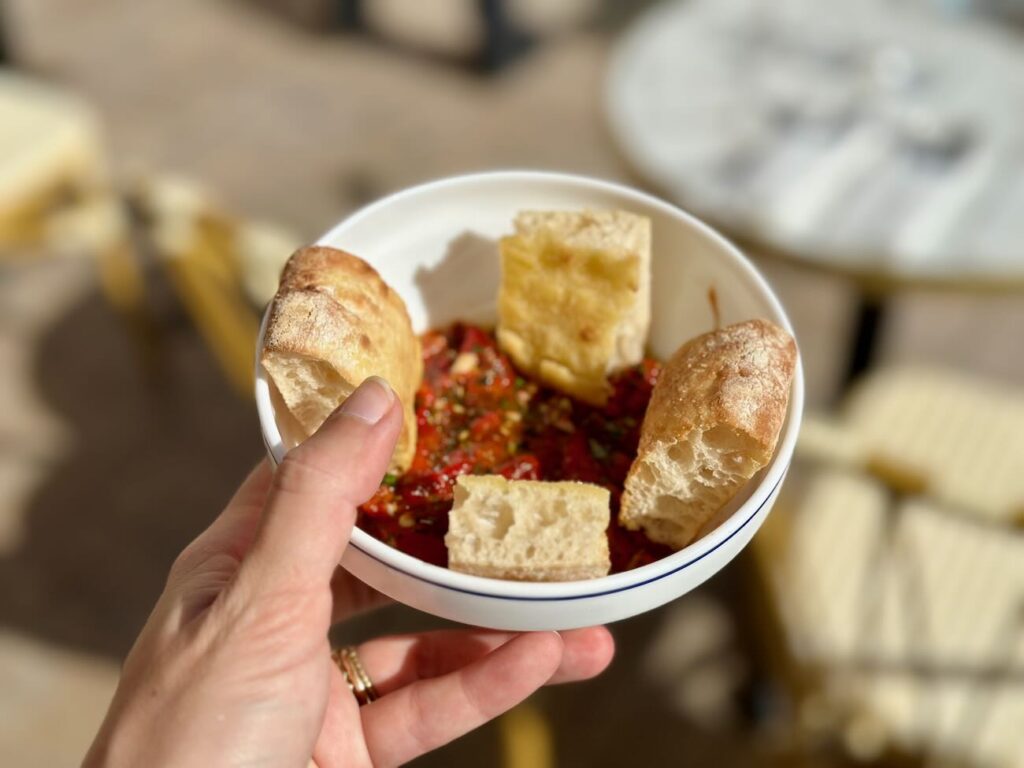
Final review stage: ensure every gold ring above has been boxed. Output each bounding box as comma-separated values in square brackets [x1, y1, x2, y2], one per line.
[331, 646, 379, 706]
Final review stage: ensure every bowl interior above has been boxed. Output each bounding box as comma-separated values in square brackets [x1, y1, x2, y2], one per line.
[256, 171, 802, 592]
[319, 173, 785, 356]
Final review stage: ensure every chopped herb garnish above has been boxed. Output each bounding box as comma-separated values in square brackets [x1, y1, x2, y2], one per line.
[360, 322, 663, 573]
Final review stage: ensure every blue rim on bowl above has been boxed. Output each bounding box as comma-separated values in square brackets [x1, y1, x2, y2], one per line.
[254, 171, 804, 602]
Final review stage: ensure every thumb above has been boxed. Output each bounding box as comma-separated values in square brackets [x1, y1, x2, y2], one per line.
[238, 376, 402, 594]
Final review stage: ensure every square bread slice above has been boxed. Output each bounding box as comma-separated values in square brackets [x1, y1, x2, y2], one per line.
[445, 475, 611, 581]
[497, 209, 651, 406]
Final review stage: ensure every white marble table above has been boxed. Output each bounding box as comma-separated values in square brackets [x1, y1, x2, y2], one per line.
[607, 0, 1024, 385]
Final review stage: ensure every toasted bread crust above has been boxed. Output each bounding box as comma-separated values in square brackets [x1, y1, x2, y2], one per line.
[639, 319, 796, 454]
[620, 319, 797, 548]
[261, 246, 421, 471]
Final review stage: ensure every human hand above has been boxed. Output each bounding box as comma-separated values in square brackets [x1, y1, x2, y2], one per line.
[84, 377, 615, 767]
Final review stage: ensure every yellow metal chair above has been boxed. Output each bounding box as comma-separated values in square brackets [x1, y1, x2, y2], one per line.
[0, 71, 107, 254]
[136, 177, 306, 399]
[751, 368, 1024, 767]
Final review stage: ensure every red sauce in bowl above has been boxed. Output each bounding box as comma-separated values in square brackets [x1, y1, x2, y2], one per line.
[357, 323, 673, 573]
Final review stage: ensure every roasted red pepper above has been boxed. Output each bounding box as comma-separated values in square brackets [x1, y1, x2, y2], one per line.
[356, 323, 671, 572]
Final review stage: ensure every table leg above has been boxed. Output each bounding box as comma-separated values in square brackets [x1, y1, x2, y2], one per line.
[335, 0, 362, 29]
[478, 0, 533, 73]
[841, 292, 889, 394]
[0, 2, 11, 65]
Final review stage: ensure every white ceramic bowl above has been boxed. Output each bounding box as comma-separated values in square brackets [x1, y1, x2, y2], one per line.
[255, 171, 803, 631]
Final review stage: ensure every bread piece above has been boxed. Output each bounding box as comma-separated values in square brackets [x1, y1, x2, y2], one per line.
[445, 475, 611, 581]
[620, 319, 797, 550]
[261, 246, 421, 472]
[497, 209, 651, 406]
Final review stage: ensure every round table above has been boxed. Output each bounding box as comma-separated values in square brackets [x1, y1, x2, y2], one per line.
[606, 0, 1024, 390]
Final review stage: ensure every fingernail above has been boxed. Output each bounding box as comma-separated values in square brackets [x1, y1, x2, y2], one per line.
[336, 376, 395, 425]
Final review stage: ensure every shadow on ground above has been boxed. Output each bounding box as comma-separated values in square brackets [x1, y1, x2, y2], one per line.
[0, 290, 258, 657]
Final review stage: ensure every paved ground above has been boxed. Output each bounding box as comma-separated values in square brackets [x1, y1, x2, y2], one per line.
[2, 0, 1023, 765]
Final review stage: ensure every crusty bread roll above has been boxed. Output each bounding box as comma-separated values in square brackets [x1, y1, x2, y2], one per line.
[620, 319, 797, 550]
[261, 246, 421, 472]
[445, 475, 611, 581]
[497, 209, 651, 406]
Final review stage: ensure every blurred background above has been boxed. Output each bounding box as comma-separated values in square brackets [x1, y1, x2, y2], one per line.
[1, 0, 1022, 765]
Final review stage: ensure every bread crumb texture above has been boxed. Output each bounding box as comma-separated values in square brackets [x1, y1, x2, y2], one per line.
[497, 210, 650, 406]
[620, 319, 796, 550]
[261, 246, 422, 472]
[446, 475, 612, 581]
